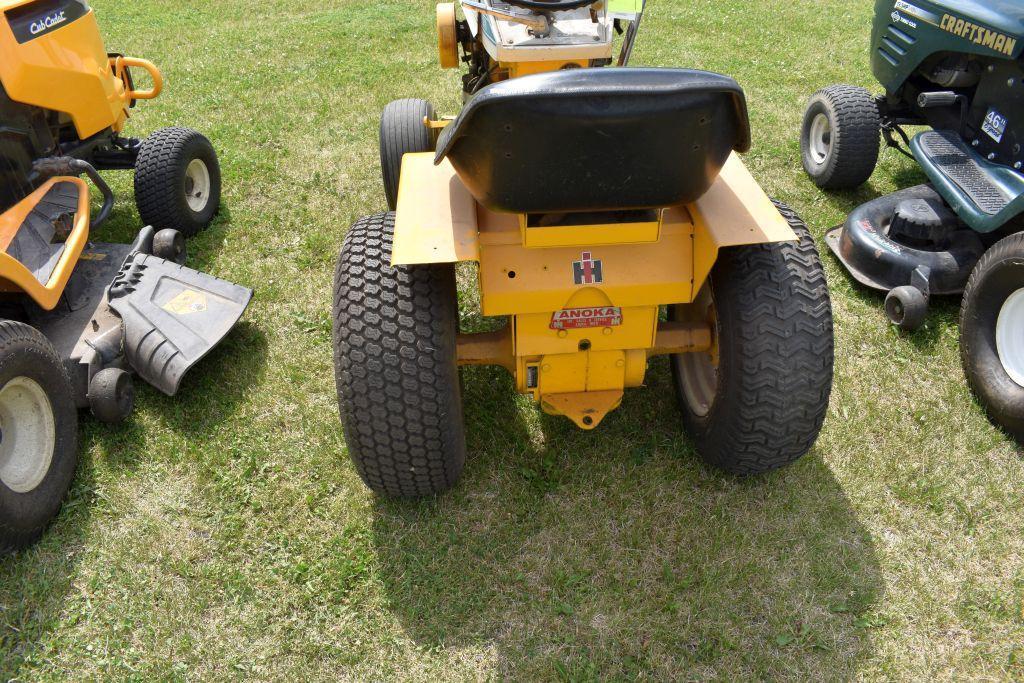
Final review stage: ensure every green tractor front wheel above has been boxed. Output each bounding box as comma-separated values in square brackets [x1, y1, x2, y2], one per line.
[801, 85, 881, 190]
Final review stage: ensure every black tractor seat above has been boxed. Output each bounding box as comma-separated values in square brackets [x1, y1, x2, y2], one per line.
[435, 67, 751, 214]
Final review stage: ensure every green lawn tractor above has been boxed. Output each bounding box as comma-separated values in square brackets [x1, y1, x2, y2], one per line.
[800, 0, 1024, 439]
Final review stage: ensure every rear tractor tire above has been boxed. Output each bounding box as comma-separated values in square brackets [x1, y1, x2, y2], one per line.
[0, 321, 79, 553]
[380, 99, 437, 211]
[670, 201, 834, 475]
[332, 212, 466, 497]
[135, 127, 222, 237]
[960, 232, 1024, 441]
[801, 85, 880, 190]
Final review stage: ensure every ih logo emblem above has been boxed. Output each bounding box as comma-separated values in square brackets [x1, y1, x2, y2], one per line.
[573, 252, 603, 285]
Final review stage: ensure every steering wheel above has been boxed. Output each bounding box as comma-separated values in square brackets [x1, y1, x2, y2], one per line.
[501, 0, 600, 10]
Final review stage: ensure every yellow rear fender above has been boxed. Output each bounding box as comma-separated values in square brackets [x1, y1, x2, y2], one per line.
[392, 152, 795, 290]
[391, 153, 479, 266]
[688, 154, 797, 297]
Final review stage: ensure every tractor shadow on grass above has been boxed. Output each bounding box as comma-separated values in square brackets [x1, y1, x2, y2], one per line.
[141, 320, 269, 442]
[90, 198, 235, 272]
[0, 203, 253, 677]
[371, 359, 884, 679]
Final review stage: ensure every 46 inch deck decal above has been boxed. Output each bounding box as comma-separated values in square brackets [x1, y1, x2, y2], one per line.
[550, 307, 623, 330]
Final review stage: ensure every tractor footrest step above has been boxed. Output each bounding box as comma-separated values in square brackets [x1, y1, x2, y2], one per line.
[911, 130, 1024, 233]
[6, 182, 78, 285]
[916, 131, 1008, 214]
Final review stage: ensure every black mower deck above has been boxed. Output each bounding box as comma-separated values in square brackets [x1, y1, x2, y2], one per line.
[824, 184, 986, 297]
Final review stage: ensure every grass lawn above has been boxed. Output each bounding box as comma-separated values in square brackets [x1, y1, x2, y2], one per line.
[2, 0, 1024, 679]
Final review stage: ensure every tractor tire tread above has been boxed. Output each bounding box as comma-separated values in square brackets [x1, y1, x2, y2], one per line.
[0, 321, 78, 554]
[683, 201, 834, 474]
[802, 85, 880, 190]
[959, 231, 1024, 440]
[380, 99, 435, 210]
[134, 126, 220, 237]
[332, 212, 466, 497]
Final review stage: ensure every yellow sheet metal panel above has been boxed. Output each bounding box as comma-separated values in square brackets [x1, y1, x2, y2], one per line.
[537, 350, 591, 394]
[391, 154, 481, 265]
[0, 176, 90, 310]
[506, 60, 588, 78]
[515, 305, 657, 357]
[520, 213, 661, 248]
[688, 153, 797, 297]
[478, 220, 693, 317]
[540, 390, 623, 430]
[0, 5, 126, 138]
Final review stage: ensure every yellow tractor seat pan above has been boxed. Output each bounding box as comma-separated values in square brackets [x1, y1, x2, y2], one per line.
[434, 67, 751, 214]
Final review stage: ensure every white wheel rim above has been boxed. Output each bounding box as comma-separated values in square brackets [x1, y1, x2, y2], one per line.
[184, 159, 211, 213]
[673, 287, 719, 418]
[808, 113, 832, 166]
[996, 288, 1024, 387]
[0, 377, 56, 494]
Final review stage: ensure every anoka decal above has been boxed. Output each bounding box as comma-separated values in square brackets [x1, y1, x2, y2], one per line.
[550, 307, 623, 331]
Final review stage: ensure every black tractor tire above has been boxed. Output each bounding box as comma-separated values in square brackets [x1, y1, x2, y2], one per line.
[88, 368, 135, 425]
[670, 201, 834, 475]
[0, 322, 79, 554]
[960, 232, 1024, 441]
[380, 99, 436, 211]
[885, 285, 929, 332]
[332, 212, 466, 497]
[801, 85, 881, 190]
[135, 127, 222, 237]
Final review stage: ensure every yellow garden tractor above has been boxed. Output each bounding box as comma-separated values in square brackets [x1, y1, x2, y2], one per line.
[0, 0, 252, 551]
[333, 0, 835, 497]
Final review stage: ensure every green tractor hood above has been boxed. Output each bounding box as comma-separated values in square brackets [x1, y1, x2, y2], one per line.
[871, 0, 1024, 93]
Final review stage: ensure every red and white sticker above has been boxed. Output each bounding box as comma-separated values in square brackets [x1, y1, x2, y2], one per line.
[550, 306, 623, 330]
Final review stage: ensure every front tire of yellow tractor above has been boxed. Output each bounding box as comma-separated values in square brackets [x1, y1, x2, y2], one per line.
[332, 212, 466, 497]
[670, 201, 834, 475]
[380, 99, 436, 211]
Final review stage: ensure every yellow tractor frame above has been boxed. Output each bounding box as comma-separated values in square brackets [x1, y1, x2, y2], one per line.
[392, 151, 795, 428]
[332, 0, 834, 499]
